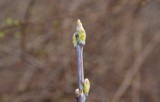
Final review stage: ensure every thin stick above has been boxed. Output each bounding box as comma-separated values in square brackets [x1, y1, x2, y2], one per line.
[76, 45, 85, 102]
[111, 33, 160, 102]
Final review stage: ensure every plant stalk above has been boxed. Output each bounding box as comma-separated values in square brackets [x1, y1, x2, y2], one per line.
[76, 45, 85, 102]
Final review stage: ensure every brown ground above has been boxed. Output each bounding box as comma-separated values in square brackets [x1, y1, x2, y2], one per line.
[0, 0, 160, 102]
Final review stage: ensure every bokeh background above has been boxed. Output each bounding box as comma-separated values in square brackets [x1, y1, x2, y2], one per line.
[0, 0, 160, 102]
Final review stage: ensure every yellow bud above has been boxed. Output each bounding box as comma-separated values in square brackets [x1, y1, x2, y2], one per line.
[83, 78, 90, 95]
[72, 19, 86, 47]
[77, 19, 81, 25]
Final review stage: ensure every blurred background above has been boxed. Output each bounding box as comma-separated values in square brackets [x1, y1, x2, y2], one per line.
[0, 0, 160, 102]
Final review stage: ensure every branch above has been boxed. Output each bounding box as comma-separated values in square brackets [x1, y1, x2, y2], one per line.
[20, 0, 36, 60]
[111, 33, 160, 102]
[73, 19, 88, 102]
[76, 45, 85, 102]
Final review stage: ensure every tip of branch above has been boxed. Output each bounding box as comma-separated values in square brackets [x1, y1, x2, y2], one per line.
[77, 19, 82, 25]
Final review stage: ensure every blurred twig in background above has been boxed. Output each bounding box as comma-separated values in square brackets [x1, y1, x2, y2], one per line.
[111, 33, 160, 102]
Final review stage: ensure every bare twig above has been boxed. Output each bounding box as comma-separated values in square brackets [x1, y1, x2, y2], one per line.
[76, 45, 84, 90]
[111, 33, 160, 102]
[76, 45, 85, 102]
[16, 0, 37, 92]
[20, 0, 36, 60]
[131, 26, 143, 102]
